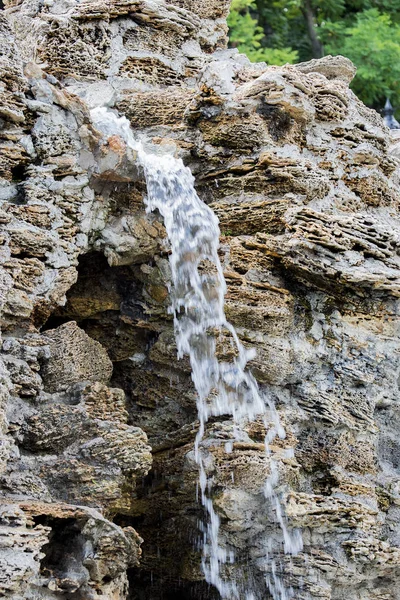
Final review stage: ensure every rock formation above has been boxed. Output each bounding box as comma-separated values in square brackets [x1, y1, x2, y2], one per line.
[1, 0, 400, 598]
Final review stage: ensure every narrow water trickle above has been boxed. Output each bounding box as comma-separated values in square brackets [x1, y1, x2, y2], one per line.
[91, 107, 303, 600]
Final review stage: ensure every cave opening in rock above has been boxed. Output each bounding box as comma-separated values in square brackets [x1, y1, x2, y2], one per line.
[33, 514, 89, 595]
[128, 569, 221, 600]
[41, 251, 155, 358]
[39, 249, 208, 599]
[11, 163, 26, 182]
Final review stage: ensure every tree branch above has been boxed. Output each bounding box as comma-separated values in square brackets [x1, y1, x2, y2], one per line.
[302, 0, 324, 59]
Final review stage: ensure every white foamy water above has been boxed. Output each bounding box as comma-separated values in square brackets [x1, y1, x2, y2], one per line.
[91, 107, 303, 599]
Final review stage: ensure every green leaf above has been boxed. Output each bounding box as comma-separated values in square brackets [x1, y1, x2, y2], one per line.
[228, 0, 298, 65]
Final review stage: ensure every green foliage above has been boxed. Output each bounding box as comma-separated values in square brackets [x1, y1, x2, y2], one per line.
[313, 0, 346, 20]
[353, 0, 400, 18]
[259, 47, 299, 65]
[227, 0, 298, 65]
[323, 9, 400, 106]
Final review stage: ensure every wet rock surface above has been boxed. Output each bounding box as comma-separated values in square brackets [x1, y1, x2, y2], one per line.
[1, 0, 400, 598]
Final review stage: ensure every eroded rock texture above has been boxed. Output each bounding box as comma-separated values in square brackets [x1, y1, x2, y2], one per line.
[1, 0, 400, 598]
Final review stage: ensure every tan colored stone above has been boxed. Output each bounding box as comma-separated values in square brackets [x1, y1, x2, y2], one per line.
[41, 321, 113, 392]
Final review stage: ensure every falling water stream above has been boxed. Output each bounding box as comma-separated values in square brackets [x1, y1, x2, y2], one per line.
[91, 108, 303, 600]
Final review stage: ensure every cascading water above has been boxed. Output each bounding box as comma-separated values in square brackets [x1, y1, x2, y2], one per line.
[91, 107, 303, 599]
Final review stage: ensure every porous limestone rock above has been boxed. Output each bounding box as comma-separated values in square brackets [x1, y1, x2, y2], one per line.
[0, 501, 143, 599]
[41, 321, 114, 392]
[1, 0, 400, 599]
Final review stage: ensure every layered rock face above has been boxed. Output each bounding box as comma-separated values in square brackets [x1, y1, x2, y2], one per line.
[1, 0, 400, 599]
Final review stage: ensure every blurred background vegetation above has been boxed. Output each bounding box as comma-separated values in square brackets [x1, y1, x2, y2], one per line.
[227, 0, 400, 113]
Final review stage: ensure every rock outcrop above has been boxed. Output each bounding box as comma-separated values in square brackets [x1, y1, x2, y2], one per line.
[1, 0, 400, 599]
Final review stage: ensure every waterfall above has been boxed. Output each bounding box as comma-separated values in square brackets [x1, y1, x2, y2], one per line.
[91, 107, 303, 600]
